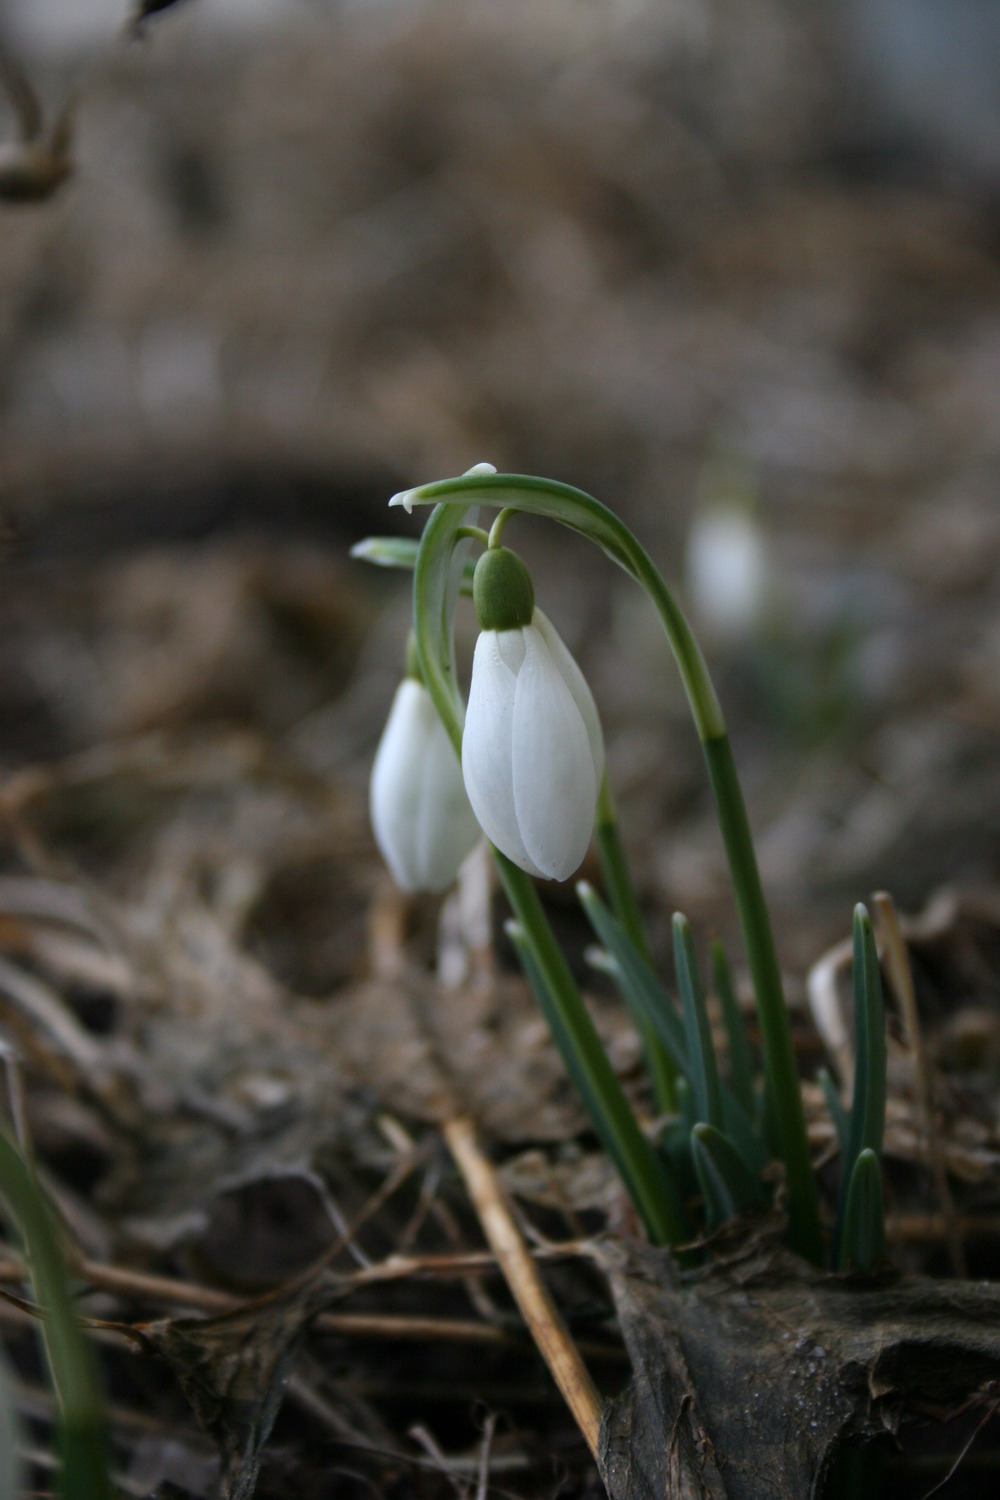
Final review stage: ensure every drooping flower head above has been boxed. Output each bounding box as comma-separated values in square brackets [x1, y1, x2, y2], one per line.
[369, 638, 481, 893]
[462, 546, 604, 881]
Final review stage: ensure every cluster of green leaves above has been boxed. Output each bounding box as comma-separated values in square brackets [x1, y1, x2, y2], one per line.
[580, 881, 887, 1268]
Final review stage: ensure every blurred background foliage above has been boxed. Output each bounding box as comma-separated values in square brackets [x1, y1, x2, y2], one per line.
[1, 0, 999, 965]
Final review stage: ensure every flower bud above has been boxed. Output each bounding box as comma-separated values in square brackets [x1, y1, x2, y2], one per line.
[370, 668, 481, 894]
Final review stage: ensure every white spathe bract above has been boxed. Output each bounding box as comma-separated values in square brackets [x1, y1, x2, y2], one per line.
[462, 610, 604, 881]
[389, 461, 496, 514]
[370, 678, 481, 893]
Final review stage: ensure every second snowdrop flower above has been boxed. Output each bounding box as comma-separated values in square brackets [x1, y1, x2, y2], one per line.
[370, 641, 482, 893]
[462, 546, 604, 881]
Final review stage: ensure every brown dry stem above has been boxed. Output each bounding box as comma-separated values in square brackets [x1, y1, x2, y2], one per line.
[442, 1112, 605, 1461]
[874, 891, 967, 1276]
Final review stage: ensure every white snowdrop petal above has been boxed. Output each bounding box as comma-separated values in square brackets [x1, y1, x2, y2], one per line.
[415, 714, 483, 891]
[494, 627, 526, 674]
[370, 680, 427, 889]
[462, 632, 544, 877]
[511, 625, 598, 880]
[532, 610, 605, 787]
[370, 679, 480, 892]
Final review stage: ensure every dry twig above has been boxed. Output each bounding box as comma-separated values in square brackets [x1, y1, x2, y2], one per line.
[874, 891, 967, 1276]
[443, 1113, 604, 1461]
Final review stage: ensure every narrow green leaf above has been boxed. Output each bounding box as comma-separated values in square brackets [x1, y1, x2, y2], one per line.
[756, 1076, 781, 1159]
[577, 882, 688, 1070]
[691, 1122, 765, 1232]
[595, 779, 677, 1112]
[676, 1075, 698, 1133]
[835, 905, 887, 1265]
[0, 1132, 111, 1500]
[583, 943, 618, 979]
[711, 939, 755, 1116]
[581, 884, 767, 1178]
[837, 1147, 885, 1272]
[673, 914, 724, 1132]
[721, 1086, 770, 1177]
[847, 905, 888, 1164]
[819, 1067, 849, 1160]
[659, 1112, 698, 1202]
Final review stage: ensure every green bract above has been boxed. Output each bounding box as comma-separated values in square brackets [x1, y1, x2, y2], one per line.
[472, 546, 535, 631]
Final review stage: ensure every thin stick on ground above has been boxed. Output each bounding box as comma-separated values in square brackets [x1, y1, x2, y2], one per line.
[873, 891, 967, 1278]
[442, 1112, 604, 1462]
[0, 1248, 623, 1356]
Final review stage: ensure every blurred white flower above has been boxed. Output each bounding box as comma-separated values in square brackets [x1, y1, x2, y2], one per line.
[463, 609, 604, 881]
[370, 677, 481, 893]
[686, 503, 769, 640]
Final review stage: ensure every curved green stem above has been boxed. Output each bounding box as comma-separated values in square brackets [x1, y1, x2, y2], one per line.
[406, 474, 822, 1262]
[0, 1132, 111, 1499]
[488, 507, 519, 548]
[397, 473, 724, 736]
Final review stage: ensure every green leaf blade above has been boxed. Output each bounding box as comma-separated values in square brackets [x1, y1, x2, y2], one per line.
[834, 905, 888, 1268]
[577, 882, 688, 1071]
[691, 1122, 765, 1233]
[712, 938, 756, 1116]
[673, 914, 724, 1133]
[837, 1147, 886, 1272]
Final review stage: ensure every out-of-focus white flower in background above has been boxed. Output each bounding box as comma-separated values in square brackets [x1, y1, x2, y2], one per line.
[686, 499, 770, 642]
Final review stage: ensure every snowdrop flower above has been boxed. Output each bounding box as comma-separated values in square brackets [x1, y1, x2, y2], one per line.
[686, 501, 769, 641]
[370, 646, 481, 893]
[462, 546, 604, 881]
